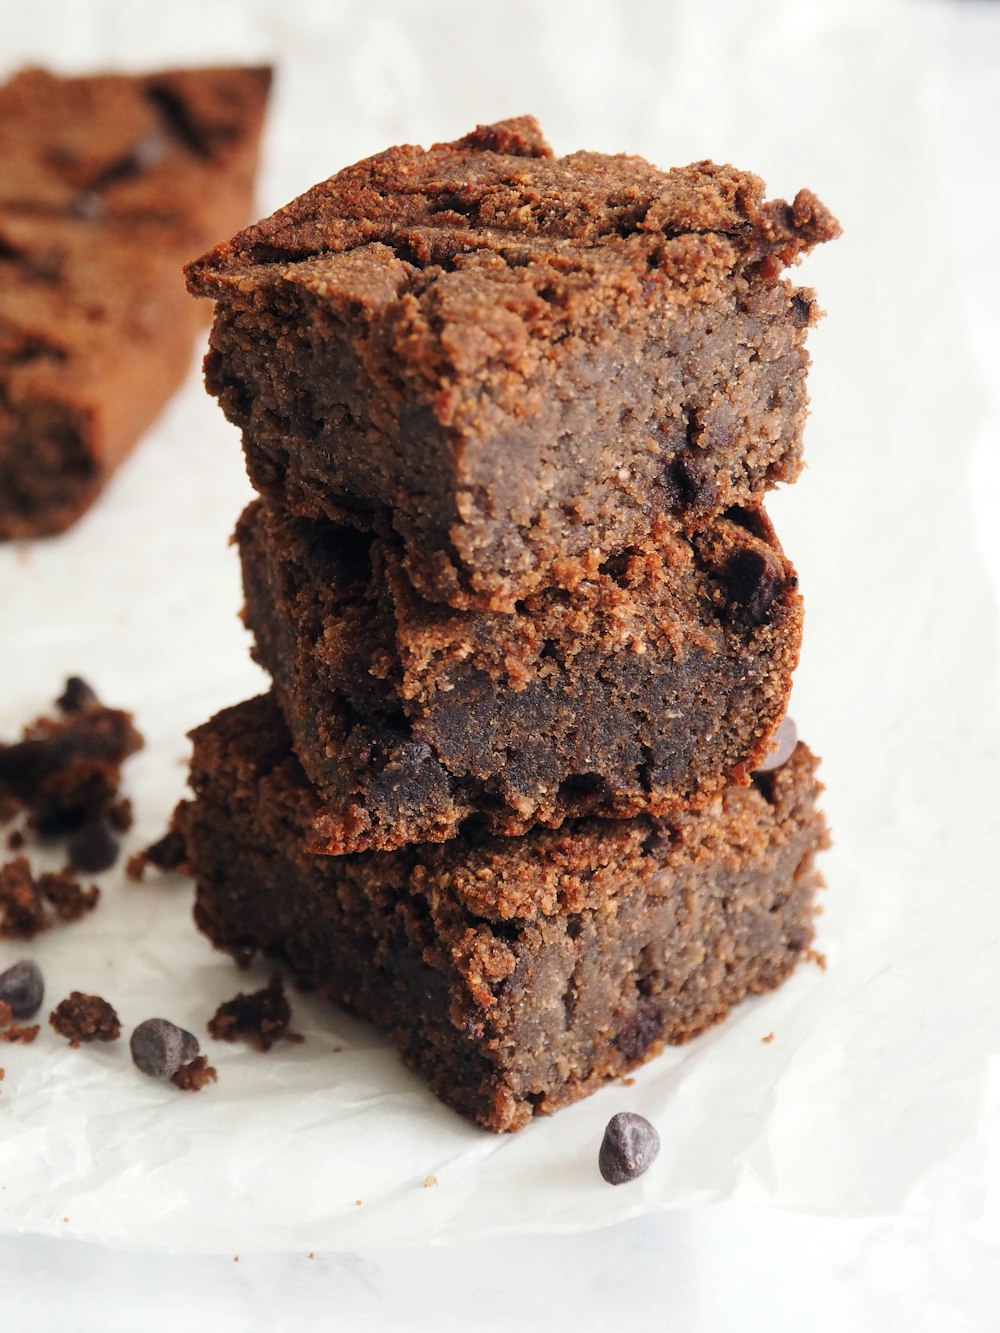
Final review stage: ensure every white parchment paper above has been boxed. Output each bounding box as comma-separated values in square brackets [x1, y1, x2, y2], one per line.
[1, 0, 997, 1253]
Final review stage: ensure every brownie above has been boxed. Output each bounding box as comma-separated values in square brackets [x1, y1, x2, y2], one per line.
[187, 116, 839, 609]
[179, 694, 827, 1133]
[237, 498, 802, 853]
[0, 64, 271, 539]
[49, 991, 121, 1046]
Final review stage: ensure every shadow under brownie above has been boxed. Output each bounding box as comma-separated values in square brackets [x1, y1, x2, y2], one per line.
[178, 693, 827, 1133]
[187, 116, 839, 609]
[237, 498, 802, 854]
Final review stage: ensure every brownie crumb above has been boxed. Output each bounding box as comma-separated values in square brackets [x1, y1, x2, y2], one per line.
[6, 828, 25, 851]
[107, 799, 134, 834]
[66, 819, 118, 873]
[38, 868, 100, 922]
[0, 680, 142, 862]
[170, 1054, 217, 1092]
[49, 992, 121, 1046]
[0, 1001, 39, 1045]
[207, 971, 301, 1051]
[0, 857, 50, 939]
[0, 860, 99, 935]
[126, 826, 186, 882]
[1, 1024, 39, 1044]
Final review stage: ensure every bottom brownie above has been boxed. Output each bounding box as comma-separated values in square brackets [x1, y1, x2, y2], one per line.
[178, 694, 827, 1132]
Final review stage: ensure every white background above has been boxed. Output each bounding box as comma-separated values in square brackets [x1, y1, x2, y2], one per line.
[2, 0, 999, 1326]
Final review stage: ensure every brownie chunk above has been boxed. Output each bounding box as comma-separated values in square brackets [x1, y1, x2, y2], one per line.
[0, 678, 142, 844]
[0, 65, 271, 539]
[207, 972, 300, 1052]
[179, 694, 827, 1133]
[236, 499, 802, 852]
[49, 991, 121, 1046]
[188, 117, 838, 609]
[171, 1055, 218, 1092]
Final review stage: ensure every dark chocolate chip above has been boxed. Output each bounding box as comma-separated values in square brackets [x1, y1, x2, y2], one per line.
[49, 992, 120, 1046]
[381, 739, 433, 777]
[599, 550, 635, 585]
[0, 959, 44, 1019]
[130, 1017, 200, 1079]
[57, 677, 98, 714]
[725, 548, 783, 626]
[66, 819, 118, 872]
[790, 294, 813, 327]
[599, 1112, 661, 1185]
[672, 452, 718, 512]
[754, 716, 798, 774]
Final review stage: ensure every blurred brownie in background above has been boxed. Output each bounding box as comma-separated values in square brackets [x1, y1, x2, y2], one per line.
[0, 64, 271, 540]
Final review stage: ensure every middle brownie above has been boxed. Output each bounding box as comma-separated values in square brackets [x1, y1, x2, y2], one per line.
[237, 498, 802, 854]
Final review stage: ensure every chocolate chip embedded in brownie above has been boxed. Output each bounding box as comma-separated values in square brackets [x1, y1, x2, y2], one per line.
[236, 498, 802, 853]
[0, 64, 271, 540]
[188, 117, 839, 609]
[179, 693, 827, 1133]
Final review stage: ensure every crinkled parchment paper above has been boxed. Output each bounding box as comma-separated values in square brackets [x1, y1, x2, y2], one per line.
[0, 0, 996, 1253]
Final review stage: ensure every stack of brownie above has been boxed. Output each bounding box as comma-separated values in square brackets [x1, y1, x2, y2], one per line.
[178, 118, 838, 1132]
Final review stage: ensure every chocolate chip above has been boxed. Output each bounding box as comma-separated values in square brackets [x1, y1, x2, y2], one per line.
[66, 819, 118, 872]
[56, 677, 98, 714]
[599, 1111, 660, 1185]
[0, 959, 44, 1019]
[672, 452, 718, 512]
[790, 294, 813, 327]
[754, 716, 798, 774]
[599, 550, 636, 585]
[130, 1017, 200, 1079]
[725, 548, 783, 626]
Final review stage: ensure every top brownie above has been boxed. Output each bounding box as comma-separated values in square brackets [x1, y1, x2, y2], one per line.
[188, 117, 839, 609]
